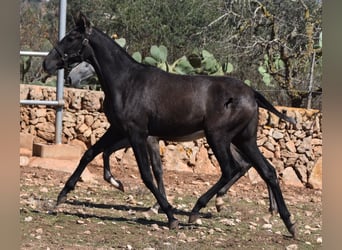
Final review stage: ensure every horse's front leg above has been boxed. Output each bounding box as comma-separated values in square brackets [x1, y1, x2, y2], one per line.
[56, 128, 123, 205]
[146, 136, 167, 210]
[129, 131, 178, 229]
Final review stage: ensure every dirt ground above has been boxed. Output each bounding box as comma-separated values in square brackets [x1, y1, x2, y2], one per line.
[20, 160, 322, 249]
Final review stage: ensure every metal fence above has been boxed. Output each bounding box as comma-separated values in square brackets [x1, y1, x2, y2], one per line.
[20, 0, 67, 144]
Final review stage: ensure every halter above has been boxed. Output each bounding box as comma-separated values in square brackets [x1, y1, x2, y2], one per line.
[53, 36, 90, 70]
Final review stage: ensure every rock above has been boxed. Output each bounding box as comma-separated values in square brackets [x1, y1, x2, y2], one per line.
[193, 145, 218, 174]
[82, 91, 102, 111]
[177, 232, 187, 240]
[77, 123, 89, 134]
[286, 244, 298, 250]
[20, 156, 30, 167]
[24, 216, 33, 222]
[272, 130, 284, 140]
[297, 136, 312, 153]
[260, 146, 274, 159]
[248, 168, 263, 184]
[84, 115, 94, 127]
[264, 141, 275, 152]
[162, 145, 192, 172]
[262, 223, 272, 230]
[28, 86, 43, 100]
[285, 140, 296, 153]
[269, 113, 280, 127]
[70, 91, 82, 110]
[281, 167, 303, 187]
[294, 164, 307, 183]
[36, 122, 55, 133]
[308, 157, 322, 190]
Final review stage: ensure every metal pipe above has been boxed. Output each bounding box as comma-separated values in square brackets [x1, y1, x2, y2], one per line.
[55, 0, 67, 144]
[20, 100, 64, 106]
[20, 51, 49, 57]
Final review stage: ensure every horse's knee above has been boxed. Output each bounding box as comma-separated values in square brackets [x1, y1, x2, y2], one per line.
[80, 149, 95, 163]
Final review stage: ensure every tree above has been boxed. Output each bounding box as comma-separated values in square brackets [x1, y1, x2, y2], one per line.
[196, 0, 322, 108]
[20, 0, 322, 109]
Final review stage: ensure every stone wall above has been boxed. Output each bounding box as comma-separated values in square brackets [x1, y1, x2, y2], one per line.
[20, 84, 322, 188]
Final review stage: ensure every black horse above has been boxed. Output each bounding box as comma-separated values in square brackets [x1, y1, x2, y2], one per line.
[43, 12, 296, 237]
[63, 62, 287, 213]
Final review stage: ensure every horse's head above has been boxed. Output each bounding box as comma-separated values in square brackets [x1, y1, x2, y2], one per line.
[67, 61, 95, 88]
[43, 12, 93, 75]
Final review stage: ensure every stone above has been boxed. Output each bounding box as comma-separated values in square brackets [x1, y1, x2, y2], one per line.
[84, 115, 94, 127]
[272, 130, 284, 140]
[37, 130, 55, 142]
[193, 145, 218, 174]
[297, 137, 312, 153]
[281, 167, 303, 187]
[28, 86, 43, 100]
[286, 244, 298, 250]
[20, 155, 30, 167]
[269, 113, 280, 127]
[285, 140, 296, 153]
[82, 92, 102, 111]
[248, 168, 263, 184]
[294, 164, 307, 183]
[263, 141, 275, 152]
[260, 146, 274, 159]
[258, 109, 268, 126]
[308, 157, 322, 190]
[271, 159, 284, 172]
[70, 91, 82, 110]
[77, 123, 89, 134]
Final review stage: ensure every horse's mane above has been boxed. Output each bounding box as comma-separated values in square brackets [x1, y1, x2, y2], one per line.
[91, 27, 142, 66]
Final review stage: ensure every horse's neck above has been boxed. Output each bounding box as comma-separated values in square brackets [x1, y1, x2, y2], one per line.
[88, 29, 139, 95]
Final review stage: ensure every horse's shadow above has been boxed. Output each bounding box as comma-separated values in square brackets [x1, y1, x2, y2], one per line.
[51, 200, 213, 228]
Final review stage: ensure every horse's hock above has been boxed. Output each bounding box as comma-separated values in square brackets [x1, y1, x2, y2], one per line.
[20, 84, 322, 189]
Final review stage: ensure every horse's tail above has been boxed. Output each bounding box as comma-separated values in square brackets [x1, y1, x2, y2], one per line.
[254, 90, 296, 125]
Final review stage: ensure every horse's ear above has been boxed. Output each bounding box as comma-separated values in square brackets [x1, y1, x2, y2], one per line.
[73, 12, 92, 34]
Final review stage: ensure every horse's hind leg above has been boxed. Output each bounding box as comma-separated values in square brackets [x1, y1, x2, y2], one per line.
[56, 128, 121, 205]
[215, 144, 278, 214]
[215, 166, 248, 212]
[189, 132, 236, 223]
[234, 136, 295, 238]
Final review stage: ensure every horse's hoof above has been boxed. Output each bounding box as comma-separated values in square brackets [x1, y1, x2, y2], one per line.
[268, 207, 278, 216]
[169, 219, 179, 230]
[288, 223, 296, 239]
[56, 195, 67, 206]
[188, 213, 199, 224]
[215, 197, 225, 212]
[117, 180, 125, 192]
[111, 178, 124, 192]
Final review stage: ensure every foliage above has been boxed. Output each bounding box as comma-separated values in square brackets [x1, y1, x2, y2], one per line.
[20, 0, 322, 109]
[134, 44, 235, 77]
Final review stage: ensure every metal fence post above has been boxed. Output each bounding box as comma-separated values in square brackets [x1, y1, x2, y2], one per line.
[55, 0, 67, 144]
